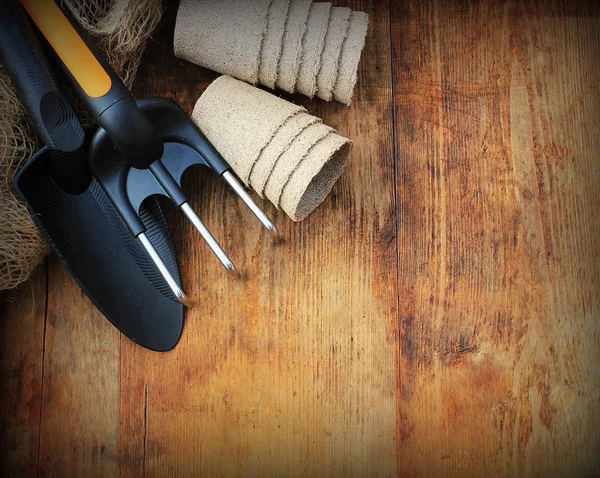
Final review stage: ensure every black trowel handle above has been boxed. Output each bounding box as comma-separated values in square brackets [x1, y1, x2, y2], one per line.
[0, 0, 92, 193]
[19, 0, 164, 170]
[0, 0, 84, 153]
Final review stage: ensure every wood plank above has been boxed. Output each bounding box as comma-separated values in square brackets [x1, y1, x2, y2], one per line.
[36, 255, 120, 477]
[0, 265, 46, 477]
[119, 0, 398, 475]
[392, 1, 600, 476]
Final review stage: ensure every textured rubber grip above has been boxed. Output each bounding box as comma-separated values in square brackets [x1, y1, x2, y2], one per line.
[0, 0, 84, 152]
[19, 0, 164, 169]
[18, 0, 131, 120]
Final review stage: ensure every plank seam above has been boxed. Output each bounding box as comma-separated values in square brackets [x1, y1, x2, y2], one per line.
[387, 0, 402, 476]
[36, 258, 49, 478]
[143, 382, 148, 477]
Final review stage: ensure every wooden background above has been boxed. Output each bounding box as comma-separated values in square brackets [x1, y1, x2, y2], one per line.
[1, 0, 599, 476]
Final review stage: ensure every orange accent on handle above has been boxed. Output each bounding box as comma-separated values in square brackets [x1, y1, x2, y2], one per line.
[20, 0, 112, 98]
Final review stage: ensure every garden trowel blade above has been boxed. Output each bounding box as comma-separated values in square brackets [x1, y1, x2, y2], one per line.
[14, 142, 185, 352]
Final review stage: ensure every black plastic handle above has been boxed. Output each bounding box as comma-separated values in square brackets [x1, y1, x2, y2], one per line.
[19, 0, 164, 170]
[0, 0, 84, 153]
[0, 0, 92, 193]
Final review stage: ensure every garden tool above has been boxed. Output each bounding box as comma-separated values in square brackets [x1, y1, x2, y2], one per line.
[4, 0, 279, 350]
[17, 0, 278, 283]
[0, 0, 184, 351]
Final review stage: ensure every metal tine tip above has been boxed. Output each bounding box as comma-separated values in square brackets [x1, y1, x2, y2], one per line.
[180, 202, 240, 277]
[138, 232, 195, 308]
[222, 171, 279, 239]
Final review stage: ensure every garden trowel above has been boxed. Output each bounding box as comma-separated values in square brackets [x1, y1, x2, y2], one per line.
[0, 0, 184, 351]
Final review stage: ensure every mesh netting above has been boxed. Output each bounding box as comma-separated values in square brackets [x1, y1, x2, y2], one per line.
[0, 0, 163, 291]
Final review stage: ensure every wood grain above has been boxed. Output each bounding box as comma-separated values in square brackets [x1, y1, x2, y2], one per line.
[392, 1, 600, 476]
[1, 0, 599, 476]
[36, 255, 120, 477]
[0, 265, 45, 476]
[123, 0, 398, 475]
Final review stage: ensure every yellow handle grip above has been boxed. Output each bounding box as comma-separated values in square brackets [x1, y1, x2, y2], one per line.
[20, 0, 112, 98]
